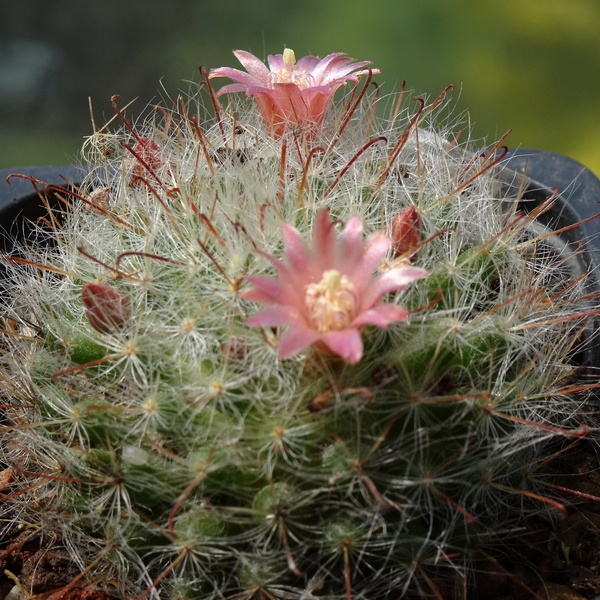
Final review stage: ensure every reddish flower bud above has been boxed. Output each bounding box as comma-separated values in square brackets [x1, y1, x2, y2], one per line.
[390, 206, 421, 258]
[82, 283, 130, 334]
[132, 137, 165, 179]
[221, 336, 246, 361]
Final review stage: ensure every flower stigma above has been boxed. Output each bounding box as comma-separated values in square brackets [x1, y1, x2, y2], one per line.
[271, 47, 313, 88]
[283, 48, 296, 68]
[305, 270, 356, 332]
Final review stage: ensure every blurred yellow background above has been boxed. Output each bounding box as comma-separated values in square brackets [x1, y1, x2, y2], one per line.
[1, 0, 598, 175]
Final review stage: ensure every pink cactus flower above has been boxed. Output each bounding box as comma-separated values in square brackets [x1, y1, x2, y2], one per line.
[209, 48, 379, 136]
[242, 209, 428, 364]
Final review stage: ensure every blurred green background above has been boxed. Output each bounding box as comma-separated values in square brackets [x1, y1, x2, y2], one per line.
[1, 0, 598, 174]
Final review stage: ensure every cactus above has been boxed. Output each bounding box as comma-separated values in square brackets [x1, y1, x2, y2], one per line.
[1, 49, 598, 600]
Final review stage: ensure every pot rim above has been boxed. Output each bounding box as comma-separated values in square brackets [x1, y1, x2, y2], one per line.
[1, 153, 599, 375]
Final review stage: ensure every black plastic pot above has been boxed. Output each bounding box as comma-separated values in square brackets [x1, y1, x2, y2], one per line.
[1, 154, 599, 367]
[2, 151, 599, 286]
[0, 164, 86, 252]
[3, 152, 599, 250]
[502, 149, 600, 271]
[500, 150, 600, 380]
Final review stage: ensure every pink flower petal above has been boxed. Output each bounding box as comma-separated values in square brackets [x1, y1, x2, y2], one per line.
[312, 208, 339, 272]
[245, 305, 300, 328]
[255, 248, 314, 291]
[324, 63, 378, 85]
[298, 88, 336, 124]
[233, 50, 271, 83]
[271, 83, 308, 114]
[251, 251, 308, 300]
[251, 84, 309, 135]
[309, 53, 348, 83]
[283, 224, 320, 281]
[242, 275, 296, 305]
[310, 54, 379, 86]
[212, 84, 254, 97]
[240, 287, 277, 305]
[208, 67, 261, 91]
[351, 304, 410, 328]
[251, 91, 285, 135]
[267, 54, 286, 72]
[337, 215, 365, 271]
[295, 55, 321, 72]
[298, 84, 340, 96]
[321, 329, 364, 364]
[279, 326, 320, 359]
[255, 247, 286, 271]
[361, 267, 429, 309]
[347, 232, 391, 288]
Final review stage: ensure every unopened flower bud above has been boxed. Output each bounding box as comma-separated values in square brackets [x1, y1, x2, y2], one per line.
[82, 283, 130, 334]
[221, 336, 246, 361]
[390, 206, 421, 258]
[132, 137, 165, 179]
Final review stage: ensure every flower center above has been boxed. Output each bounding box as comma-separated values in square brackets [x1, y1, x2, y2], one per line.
[271, 48, 313, 89]
[305, 270, 356, 332]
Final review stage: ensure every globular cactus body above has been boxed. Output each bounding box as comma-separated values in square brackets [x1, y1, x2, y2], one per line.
[1, 50, 598, 600]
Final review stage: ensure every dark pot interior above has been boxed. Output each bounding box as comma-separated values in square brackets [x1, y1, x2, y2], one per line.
[0, 165, 86, 251]
[500, 149, 600, 385]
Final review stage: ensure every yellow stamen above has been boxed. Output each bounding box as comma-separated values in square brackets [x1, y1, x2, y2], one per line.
[305, 270, 356, 332]
[271, 48, 313, 89]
